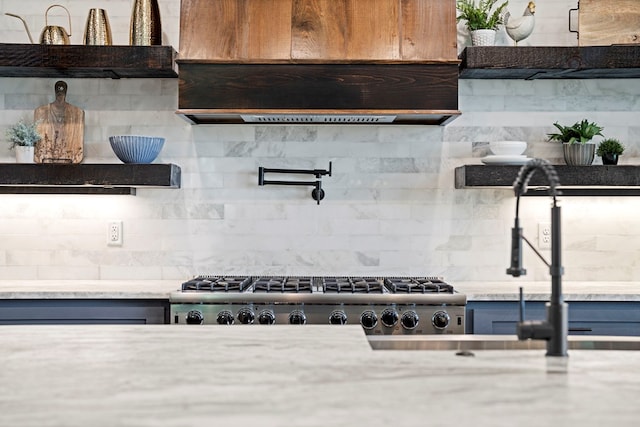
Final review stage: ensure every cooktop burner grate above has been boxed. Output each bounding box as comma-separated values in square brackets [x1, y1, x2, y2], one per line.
[383, 277, 454, 294]
[322, 277, 384, 293]
[252, 276, 313, 293]
[181, 276, 253, 292]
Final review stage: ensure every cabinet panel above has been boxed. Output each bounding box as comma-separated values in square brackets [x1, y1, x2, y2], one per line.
[0, 299, 169, 325]
[468, 301, 640, 336]
[180, 0, 456, 61]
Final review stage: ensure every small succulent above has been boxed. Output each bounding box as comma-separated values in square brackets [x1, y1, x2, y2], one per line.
[547, 119, 604, 144]
[456, 0, 509, 31]
[5, 119, 42, 149]
[596, 138, 624, 156]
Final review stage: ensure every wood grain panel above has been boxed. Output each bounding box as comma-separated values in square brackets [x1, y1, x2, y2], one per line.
[178, 62, 458, 110]
[346, 0, 399, 60]
[291, 0, 348, 59]
[578, 0, 640, 46]
[402, 0, 456, 61]
[179, 0, 241, 59]
[459, 46, 640, 79]
[292, 0, 399, 60]
[245, 0, 292, 59]
[0, 45, 177, 78]
[181, 0, 456, 61]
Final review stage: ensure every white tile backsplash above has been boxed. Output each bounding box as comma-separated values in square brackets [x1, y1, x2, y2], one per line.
[1, 0, 639, 281]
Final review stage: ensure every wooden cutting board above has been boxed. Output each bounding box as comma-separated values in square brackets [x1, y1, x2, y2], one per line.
[33, 82, 84, 164]
[578, 0, 640, 46]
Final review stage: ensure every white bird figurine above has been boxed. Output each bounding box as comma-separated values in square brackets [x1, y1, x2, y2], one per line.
[504, 1, 536, 46]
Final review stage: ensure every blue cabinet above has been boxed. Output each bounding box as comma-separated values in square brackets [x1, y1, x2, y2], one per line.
[467, 301, 640, 336]
[0, 299, 169, 325]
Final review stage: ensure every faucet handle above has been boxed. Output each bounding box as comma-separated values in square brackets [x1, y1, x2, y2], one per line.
[519, 286, 525, 322]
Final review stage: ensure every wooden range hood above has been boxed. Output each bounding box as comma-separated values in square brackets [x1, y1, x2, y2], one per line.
[177, 0, 460, 125]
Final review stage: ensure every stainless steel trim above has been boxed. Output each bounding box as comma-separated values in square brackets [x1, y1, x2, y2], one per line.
[368, 334, 640, 351]
[169, 291, 466, 305]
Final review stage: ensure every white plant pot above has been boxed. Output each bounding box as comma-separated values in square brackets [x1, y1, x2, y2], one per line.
[471, 29, 496, 46]
[15, 146, 35, 163]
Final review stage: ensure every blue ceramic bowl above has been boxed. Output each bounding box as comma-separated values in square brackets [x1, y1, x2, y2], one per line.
[109, 135, 165, 164]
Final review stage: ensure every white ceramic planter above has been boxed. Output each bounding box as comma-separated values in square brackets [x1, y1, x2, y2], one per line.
[470, 29, 496, 46]
[15, 146, 35, 163]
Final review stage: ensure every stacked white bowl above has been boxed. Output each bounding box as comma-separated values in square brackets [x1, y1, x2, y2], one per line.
[489, 140, 527, 156]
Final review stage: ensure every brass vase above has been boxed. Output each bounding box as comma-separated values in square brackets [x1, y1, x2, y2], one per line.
[130, 0, 162, 46]
[84, 8, 112, 45]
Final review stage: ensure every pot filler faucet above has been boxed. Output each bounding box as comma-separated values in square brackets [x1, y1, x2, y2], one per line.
[506, 158, 568, 357]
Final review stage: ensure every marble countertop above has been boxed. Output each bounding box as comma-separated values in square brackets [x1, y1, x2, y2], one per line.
[1, 324, 639, 426]
[0, 280, 638, 301]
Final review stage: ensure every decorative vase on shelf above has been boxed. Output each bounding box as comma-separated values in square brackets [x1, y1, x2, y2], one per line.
[470, 29, 496, 46]
[563, 143, 595, 166]
[15, 146, 35, 163]
[130, 0, 162, 46]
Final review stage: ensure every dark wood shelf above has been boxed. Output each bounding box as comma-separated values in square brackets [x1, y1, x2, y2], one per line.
[455, 165, 640, 196]
[0, 163, 181, 195]
[459, 46, 640, 79]
[0, 44, 177, 78]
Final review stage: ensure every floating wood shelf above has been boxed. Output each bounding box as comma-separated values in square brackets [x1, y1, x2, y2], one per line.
[455, 165, 640, 196]
[0, 163, 181, 195]
[0, 44, 178, 78]
[458, 46, 640, 79]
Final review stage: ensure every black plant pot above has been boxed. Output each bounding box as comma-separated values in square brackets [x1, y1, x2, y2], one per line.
[601, 153, 619, 165]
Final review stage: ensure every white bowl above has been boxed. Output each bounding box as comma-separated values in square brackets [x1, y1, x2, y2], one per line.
[490, 140, 527, 156]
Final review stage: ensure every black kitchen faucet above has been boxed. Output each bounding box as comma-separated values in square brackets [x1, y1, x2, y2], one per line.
[507, 158, 568, 357]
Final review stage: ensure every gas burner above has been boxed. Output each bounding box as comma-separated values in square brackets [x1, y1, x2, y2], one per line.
[181, 276, 253, 292]
[383, 277, 454, 294]
[322, 277, 384, 293]
[253, 277, 313, 293]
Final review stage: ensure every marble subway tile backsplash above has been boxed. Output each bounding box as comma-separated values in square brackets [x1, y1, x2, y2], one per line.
[1, 0, 640, 282]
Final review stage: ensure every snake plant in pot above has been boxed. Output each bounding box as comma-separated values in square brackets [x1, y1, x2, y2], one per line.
[547, 119, 604, 166]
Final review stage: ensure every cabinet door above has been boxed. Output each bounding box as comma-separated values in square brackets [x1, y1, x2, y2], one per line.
[0, 299, 169, 325]
[468, 301, 640, 336]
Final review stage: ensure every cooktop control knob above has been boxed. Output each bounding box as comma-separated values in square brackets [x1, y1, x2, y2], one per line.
[329, 310, 347, 325]
[401, 310, 419, 330]
[432, 311, 450, 330]
[185, 310, 203, 325]
[216, 310, 235, 325]
[381, 308, 399, 328]
[237, 307, 255, 324]
[289, 310, 307, 325]
[257, 309, 276, 325]
[360, 310, 378, 329]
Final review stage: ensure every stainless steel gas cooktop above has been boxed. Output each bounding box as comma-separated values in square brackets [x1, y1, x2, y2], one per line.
[170, 276, 466, 335]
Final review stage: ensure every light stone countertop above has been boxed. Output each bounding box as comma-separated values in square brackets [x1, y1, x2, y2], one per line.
[1, 324, 639, 427]
[0, 280, 638, 301]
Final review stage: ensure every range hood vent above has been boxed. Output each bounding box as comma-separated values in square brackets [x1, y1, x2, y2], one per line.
[240, 114, 397, 124]
[177, 0, 461, 126]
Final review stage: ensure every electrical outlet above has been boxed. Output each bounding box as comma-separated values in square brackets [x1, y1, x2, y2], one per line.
[107, 221, 123, 246]
[538, 222, 551, 250]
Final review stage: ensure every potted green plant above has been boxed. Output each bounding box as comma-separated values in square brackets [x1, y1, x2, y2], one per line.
[547, 119, 604, 166]
[596, 138, 624, 165]
[5, 119, 42, 163]
[456, 0, 509, 46]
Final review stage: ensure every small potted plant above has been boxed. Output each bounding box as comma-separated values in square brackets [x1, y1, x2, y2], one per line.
[547, 119, 604, 166]
[5, 119, 42, 163]
[456, 0, 509, 46]
[596, 138, 624, 165]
